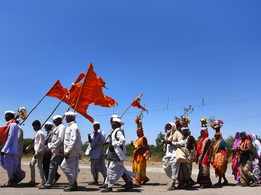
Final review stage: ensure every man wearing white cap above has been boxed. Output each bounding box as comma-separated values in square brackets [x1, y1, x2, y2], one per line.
[0, 111, 25, 187]
[88, 121, 107, 185]
[29, 120, 47, 188]
[61, 111, 82, 192]
[102, 116, 133, 192]
[43, 122, 55, 183]
[42, 115, 66, 189]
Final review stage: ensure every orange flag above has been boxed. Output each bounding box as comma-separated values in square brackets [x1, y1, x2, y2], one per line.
[46, 79, 94, 122]
[74, 64, 117, 110]
[46, 64, 117, 123]
[131, 95, 148, 112]
[46, 80, 68, 100]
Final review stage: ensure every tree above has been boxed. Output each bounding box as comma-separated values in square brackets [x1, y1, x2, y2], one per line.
[225, 136, 234, 158]
[155, 132, 165, 151]
[22, 138, 33, 154]
[150, 132, 165, 159]
[126, 143, 134, 157]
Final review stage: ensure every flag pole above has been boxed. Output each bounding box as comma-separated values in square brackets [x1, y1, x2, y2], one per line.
[41, 100, 63, 128]
[73, 64, 90, 112]
[20, 94, 47, 125]
[40, 63, 89, 128]
[120, 104, 132, 118]
[24, 99, 63, 152]
[120, 93, 143, 118]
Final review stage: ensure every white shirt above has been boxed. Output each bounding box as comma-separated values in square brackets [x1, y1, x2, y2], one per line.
[34, 130, 46, 154]
[64, 121, 82, 157]
[111, 128, 127, 161]
[253, 139, 261, 157]
[164, 130, 184, 159]
[48, 123, 66, 155]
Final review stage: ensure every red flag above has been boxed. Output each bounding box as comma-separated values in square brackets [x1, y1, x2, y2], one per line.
[71, 64, 117, 122]
[74, 64, 117, 107]
[46, 64, 117, 123]
[75, 104, 94, 123]
[0, 119, 16, 145]
[46, 80, 94, 122]
[74, 72, 85, 84]
[131, 96, 147, 112]
[46, 80, 68, 100]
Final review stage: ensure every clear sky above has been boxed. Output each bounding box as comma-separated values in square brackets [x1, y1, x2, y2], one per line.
[0, 0, 260, 143]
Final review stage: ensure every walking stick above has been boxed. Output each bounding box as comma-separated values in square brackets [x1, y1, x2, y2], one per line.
[20, 94, 47, 125]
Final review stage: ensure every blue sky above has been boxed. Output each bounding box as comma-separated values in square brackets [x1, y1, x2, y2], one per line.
[0, 0, 261, 143]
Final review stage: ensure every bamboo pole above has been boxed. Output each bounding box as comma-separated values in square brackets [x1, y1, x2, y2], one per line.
[41, 100, 63, 128]
[120, 93, 143, 118]
[20, 94, 47, 125]
[120, 104, 132, 118]
[73, 65, 90, 112]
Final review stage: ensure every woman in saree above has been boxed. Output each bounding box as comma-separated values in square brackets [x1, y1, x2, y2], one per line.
[210, 120, 228, 187]
[177, 116, 196, 189]
[132, 115, 150, 185]
[232, 132, 241, 183]
[239, 132, 256, 186]
[196, 118, 212, 188]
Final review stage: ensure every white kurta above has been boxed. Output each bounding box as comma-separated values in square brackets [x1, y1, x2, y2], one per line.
[48, 124, 66, 156]
[162, 130, 183, 180]
[105, 128, 130, 188]
[34, 130, 46, 155]
[61, 121, 82, 186]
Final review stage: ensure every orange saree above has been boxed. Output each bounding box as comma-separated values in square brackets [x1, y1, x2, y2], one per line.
[132, 136, 150, 185]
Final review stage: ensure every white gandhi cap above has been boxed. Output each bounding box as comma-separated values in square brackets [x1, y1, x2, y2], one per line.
[52, 115, 63, 121]
[4, 110, 16, 115]
[64, 111, 77, 117]
[112, 117, 122, 124]
[45, 121, 53, 126]
[93, 121, 100, 125]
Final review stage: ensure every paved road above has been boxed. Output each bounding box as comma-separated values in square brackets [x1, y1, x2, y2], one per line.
[0, 161, 260, 195]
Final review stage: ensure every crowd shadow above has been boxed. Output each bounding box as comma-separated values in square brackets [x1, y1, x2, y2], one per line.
[143, 182, 164, 186]
[77, 186, 100, 192]
[3, 181, 259, 193]
[176, 186, 199, 191]
[116, 188, 143, 193]
[14, 183, 39, 188]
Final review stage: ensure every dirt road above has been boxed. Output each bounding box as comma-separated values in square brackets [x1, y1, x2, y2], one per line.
[0, 161, 260, 195]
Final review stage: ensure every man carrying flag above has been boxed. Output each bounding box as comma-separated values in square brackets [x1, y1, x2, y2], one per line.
[43, 115, 66, 189]
[0, 111, 25, 187]
[61, 111, 82, 192]
[132, 114, 150, 185]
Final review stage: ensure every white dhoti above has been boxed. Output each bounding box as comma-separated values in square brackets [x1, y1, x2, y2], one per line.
[61, 156, 79, 186]
[29, 154, 45, 184]
[106, 161, 129, 188]
[162, 155, 180, 180]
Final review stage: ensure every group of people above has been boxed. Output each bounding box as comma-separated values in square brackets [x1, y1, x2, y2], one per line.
[0, 109, 260, 193]
[231, 131, 261, 186]
[162, 117, 261, 190]
[0, 110, 83, 192]
[0, 110, 142, 192]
